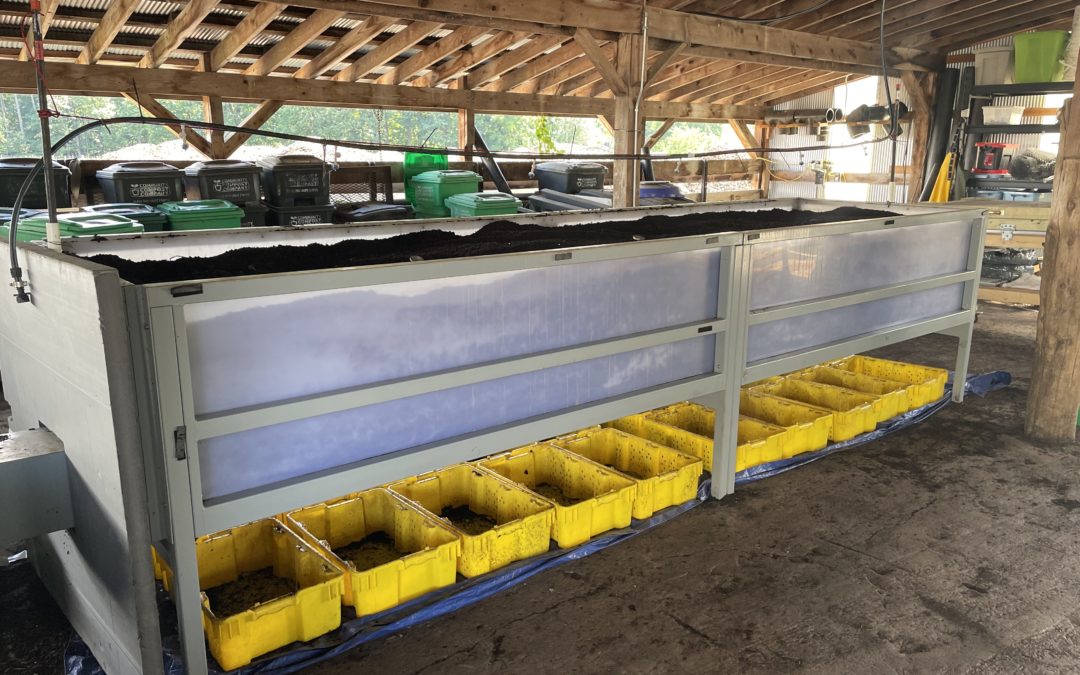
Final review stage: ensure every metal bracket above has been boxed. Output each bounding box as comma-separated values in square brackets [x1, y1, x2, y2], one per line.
[174, 426, 187, 461]
[1001, 223, 1014, 242]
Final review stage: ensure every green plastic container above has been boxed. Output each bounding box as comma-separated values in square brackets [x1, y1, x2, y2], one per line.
[445, 192, 520, 218]
[84, 203, 169, 232]
[3, 212, 142, 242]
[411, 170, 481, 218]
[157, 199, 244, 231]
[1014, 31, 1070, 83]
[403, 152, 449, 205]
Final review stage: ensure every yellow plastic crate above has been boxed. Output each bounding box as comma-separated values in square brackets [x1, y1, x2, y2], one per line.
[161, 519, 344, 671]
[551, 427, 702, 519]
[388, 464, 554, 578]
[740, 390, 833, 457]
[737, 415, 788, 470]
[477, 443, 637, 548]
[286, 488, 460, 617]
[829, 355, 949, 409]
[790, 365, 909, 421]
[752, 378, 878, 442]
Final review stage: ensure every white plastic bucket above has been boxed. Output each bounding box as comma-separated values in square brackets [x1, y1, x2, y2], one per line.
[975, 46, 1014, 85]
[982, 105, 1026, 125]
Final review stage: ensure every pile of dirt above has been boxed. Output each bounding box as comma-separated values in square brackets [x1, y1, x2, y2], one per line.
[440, 505, 497, 535]
[333, 531, 405, 572]
[86, 207, 896, 285]
[205, 568, 297, 617]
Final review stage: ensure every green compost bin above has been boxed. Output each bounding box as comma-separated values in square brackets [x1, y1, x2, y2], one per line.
[445, 192, 521, 218]
[83, 203, 169, 232]
[157, 199, 244, 231]
[2, 212, 142, 242]
[411, 170, 482, 218]
[1014, 31, 1070, 83]
[403, 152, 449, 205]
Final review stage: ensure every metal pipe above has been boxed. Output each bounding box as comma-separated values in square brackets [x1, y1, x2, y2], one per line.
[29, 1, 60, 251]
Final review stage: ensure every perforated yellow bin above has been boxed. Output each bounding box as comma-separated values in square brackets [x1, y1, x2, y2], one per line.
[829, 355, 949, 409]
[790, 365, 909, 422]
[160, 519, 344, 671]
[740, 390, 833, 457]
[388, 464, 554, 578]
[551, 427, 702, 519]
[477, 443, 636, 548]
[752, 378, 878, 442]
[608, 402, 786, 473]
[286, 488, 460, 617]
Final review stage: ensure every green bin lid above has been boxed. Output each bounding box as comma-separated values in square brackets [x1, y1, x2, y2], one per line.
[157, 199, 244, 220]
[412, 169, 481, 184]
[445, 192, 520, 208]
[20, 212, 143, 237]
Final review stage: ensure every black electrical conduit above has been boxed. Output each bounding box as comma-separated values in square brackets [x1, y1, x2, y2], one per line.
[7, 114, 892, 302]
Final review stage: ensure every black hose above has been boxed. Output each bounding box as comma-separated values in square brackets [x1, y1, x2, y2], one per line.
[7, 114, 893, 300]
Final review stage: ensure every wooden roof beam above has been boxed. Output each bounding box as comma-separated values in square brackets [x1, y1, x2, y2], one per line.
[294, 15, 397, 79]
[333, 20, 442, 82]
[573, 29, 626, 96]
[139, 0, 220, 69]
[463, 36, 566, 89]
[207, 1, 285, 72]
[76, 0, 139, 65]
[376, 25, 487, 85]
[244, 8, 346, 77]
[412, 31, 531, 87]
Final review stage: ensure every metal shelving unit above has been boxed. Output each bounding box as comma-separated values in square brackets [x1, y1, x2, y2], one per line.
[0, 199, 987, 675]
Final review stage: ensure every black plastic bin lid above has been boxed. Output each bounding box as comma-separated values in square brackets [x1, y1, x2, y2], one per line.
[97, 161, 182, 176]
[0, 158, 71, 174]
[256, 155, 328, 169]
[184, 160, 259, 175]
[534, 161, 607, 174]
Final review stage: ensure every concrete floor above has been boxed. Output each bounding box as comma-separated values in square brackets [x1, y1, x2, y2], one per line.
[6, 303, 1080, 674]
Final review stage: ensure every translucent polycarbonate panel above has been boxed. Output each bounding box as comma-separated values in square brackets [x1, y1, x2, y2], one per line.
[184, 249, 722, 416]
[748, 220, 972, 310]
[746, 284, 966, 363]
[197, 336, 716, 499]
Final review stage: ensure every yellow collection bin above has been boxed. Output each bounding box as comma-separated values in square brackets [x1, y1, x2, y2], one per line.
[790, 365, 909, 422]
[286, 488, 460, 617]
[752, 378, 877, 442]
[735, 416, 787, 470]
[161, 519, 344, 671]
[829, 355, 949, 408]
[740, 390, 833, 457]
[477, 443, 637, 548]
[551, 427, 702, 519]
[388, 464, 554, 578]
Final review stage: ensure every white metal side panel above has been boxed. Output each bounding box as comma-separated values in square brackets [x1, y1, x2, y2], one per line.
[748, 219, 973, 309]
[0, 244, 155, 675]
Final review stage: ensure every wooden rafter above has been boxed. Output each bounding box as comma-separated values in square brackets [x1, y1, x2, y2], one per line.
[207, 2, 285, 72]
[464, 36, 566, 89]
[333, 20, 443, 82]
[245, 8, 346, 77]
[18, 0, 59, 62]
[294, 15, 397, 79]
[496, 42, 590, 93]
[376, 25, 486, 85]
[412, 31, 531, 87]
[75, 0, 139, 65]
[139, 0, 220, 69]
[573, 28, 626, 96]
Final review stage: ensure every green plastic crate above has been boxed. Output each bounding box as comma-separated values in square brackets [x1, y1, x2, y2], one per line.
[1014, 31, 1070, 83]
[410, 170, 481, 217]
[446, 192, 520, 218]
[83, 203, 169, 232]
[3, 212, 143, 241]
[158, 199, 244, 231]
[403, 152, 449, 204]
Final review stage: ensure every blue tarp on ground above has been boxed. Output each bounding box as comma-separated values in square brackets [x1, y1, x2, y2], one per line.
[65, 371, 1011, 675]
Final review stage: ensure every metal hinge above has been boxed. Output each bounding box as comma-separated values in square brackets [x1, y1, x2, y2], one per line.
[174, 426, 187, 460]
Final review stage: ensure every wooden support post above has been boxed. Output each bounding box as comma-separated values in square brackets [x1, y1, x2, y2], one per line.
[611, 33, 644, 208]
[756, 123, 772, 197]
[201, 54, 226, 159]
[1026, 90, 1080, 442]
[458, 108, 476, 161]
[901, 71, 936, 203]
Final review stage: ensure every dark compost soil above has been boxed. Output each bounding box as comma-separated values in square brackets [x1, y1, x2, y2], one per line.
[86, 207, 896, 285]
[533, 483, 586, 507]
[333, 531, 405, 572]
[440, 505, 498, 536]
[204, 568, 297, 617]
